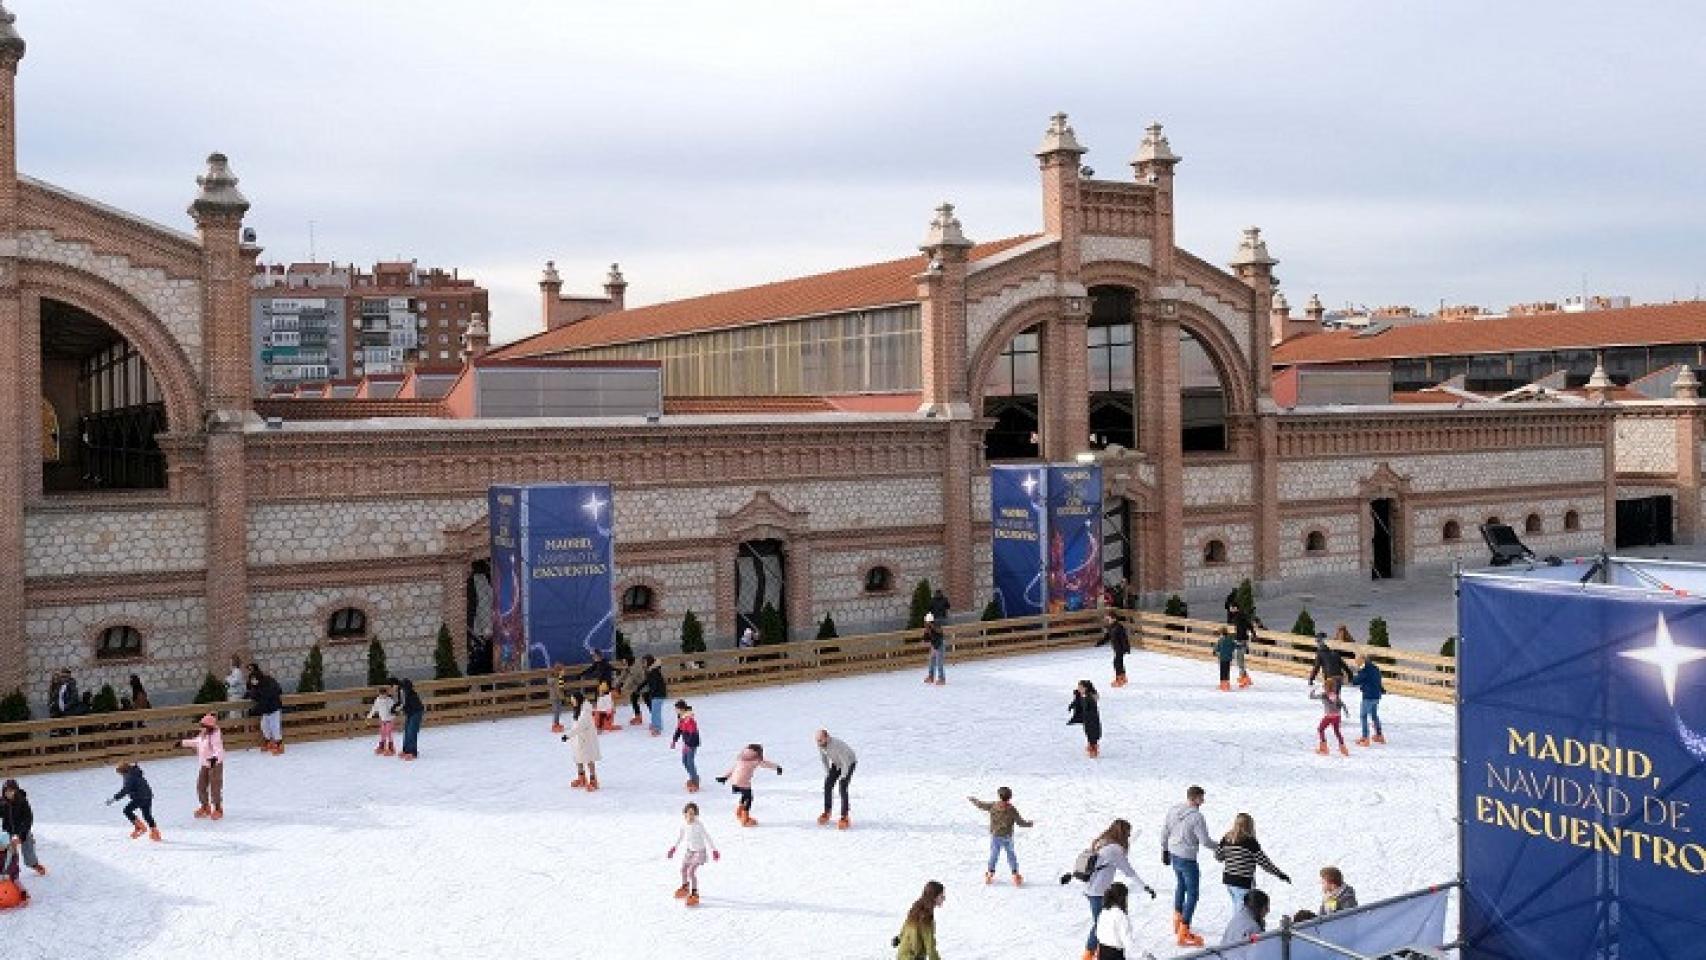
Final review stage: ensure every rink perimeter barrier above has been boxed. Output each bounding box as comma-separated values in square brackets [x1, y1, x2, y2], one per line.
[1172, 881, 1456, 959]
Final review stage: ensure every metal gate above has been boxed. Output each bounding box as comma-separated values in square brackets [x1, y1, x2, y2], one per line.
[736, 539, 787, 638]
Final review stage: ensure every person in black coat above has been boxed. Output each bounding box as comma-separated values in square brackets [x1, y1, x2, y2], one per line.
[107, 762, 159, 840]
[1, 779, 45, 876]
[397, 678, 426, 760]
[930, 589, 951, 623]
[641, 655, 669, 736]
[578, 651, 616, 689]
[1306, 632, 1355, 686]
[247, 665, 287, 754]
[1068, 680, 1102, 758]
[1102, 613, 1131, 687]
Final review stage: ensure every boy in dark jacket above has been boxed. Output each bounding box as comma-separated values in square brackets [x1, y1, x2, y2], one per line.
[1103, 613, 1131, 687]
[1, 779, 46, 876]
[1068, 680, 1102, 758]
[1214, 629, 1238, 692]
[108, 763, 160, 841]
[969, 786, 1034, 886]
[1351, 653, 1386, 746]
[641, 656, 669, 735]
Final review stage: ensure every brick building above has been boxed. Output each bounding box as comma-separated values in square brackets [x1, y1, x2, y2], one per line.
[1, 7, 1682, 708]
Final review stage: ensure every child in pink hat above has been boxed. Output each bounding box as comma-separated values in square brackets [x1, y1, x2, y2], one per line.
[180, 714, 226, 820]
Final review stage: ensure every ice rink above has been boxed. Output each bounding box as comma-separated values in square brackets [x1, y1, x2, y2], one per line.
[5, 646, 1457, 959]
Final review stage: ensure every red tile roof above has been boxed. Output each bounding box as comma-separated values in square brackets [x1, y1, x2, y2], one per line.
[494, 235, 1040, 358]
[1273, 301, 1706, 365]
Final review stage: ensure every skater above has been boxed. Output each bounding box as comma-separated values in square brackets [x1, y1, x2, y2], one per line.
[594, 681, 616, 733]
[397, 677, 425, 760]
[128, 673, 152, 712]
[563, 691, 602, 791]
[642, 655, 669, 735]
[1102, 613, 1130, 687]
[666, 801, 720, 907]
[1068, 819, 1155, 960]
[1093, 882, 1139, 959]
[1068, 680, 1102, 758]
[715, 743, 781, 826]
[245, 664, 285, 754]
[1214, 629, 1237, 692]
[930, 587, 951, 623]
[547, 664, 567, 733]
[1215, 813, 1289, 909]
[224, 654, 247, 719]
[577, 649, 615, 689]
[1, 780, 45, 876]
[815, 729, 857, 828]
[1231, 605, 1255, 687]
[1307, 629, 1356, 686]
[1351, 652, 1386, 746]
[893, 880, 945, 960]
[968, 786, 1033, 886]
[1222, 889, 1270, 945]
[179, 714, 226, 820]
[922, 613, 947, 686]
[1318, 866, 1358, 914]
[672, 700, 702, 792]
[1310, 677, 1349, 756]
[618, 654, 646, 727]
[107, 762, 159, 841]
[368, 682, 397, 755]
[1162, 785, 1218, 947]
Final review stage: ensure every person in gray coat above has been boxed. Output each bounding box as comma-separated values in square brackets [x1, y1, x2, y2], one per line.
[1222, 889, 1270, 945]
[1161, 784, 1219, 947]
[815, 729, 857, 828]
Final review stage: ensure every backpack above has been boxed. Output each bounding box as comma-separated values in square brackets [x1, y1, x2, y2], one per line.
[1069, 845, 1101, 882]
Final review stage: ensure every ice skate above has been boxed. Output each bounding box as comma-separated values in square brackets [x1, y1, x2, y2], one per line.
[128, 820, 146, 839]
[550, 723, 564, 734]
[1086, 743, 1099, 758]
[29, 864, 46, 876]
[1011, 873, 1023, 886]
[1218, 681, 1231, 692]
[1338, 743, 1350, 756]
[741, 811, 758, 827]
[685, 892, 700, 907]
[1373, 733, 1387, 744]
[1355, 737, 1371, 747]
[374, 744, 386, 755]
[586, 775, 600, 791]
[194, 806, 211, 819]
[629, 716, 643, 726]
[570, 775, 588, 789]
[837, 815, 850, 830]
[401, 752, 417, 761]
[984, 870, 995, 885]
[148, 827, 162, 842]
[1315, 742, 1329, 755]
[1173, 912, 1184, 935]
[686, 779, 699, 793]
[211, 806, 223, 821]
[1178, 928, 1204, 947]
[674, 883, 689, 899]
[1238, 674, 1252, 688]
[1081, 950, 1095, 960]
[272, 742, 285, 755]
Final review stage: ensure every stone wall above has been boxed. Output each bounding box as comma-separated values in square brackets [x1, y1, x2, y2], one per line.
[246, 582, 442, 687]
[1278, 512, 1362, 579]
[24, 596, 208, 711]
[1279, 448, 1604, 501]
[965, 272, 1059, 362]
[1183, 462, 1253, 506]
[249, 498, 486, 565]
[811, 545, 943, 634]
[617, 478, 941, 541]
[26, 505, 207, 576]
[1080, 235, 1153, 268]
[1410, 497, 1603, 568]
[1616, 417, 1678, 474]
[614, 559, 715, 654]
[1183, 520, 1255, 588]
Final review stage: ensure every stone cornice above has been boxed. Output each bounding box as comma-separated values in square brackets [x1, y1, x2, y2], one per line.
[1276, 408, 1608, 459]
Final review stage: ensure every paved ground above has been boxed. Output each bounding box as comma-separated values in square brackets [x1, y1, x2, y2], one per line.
[1174, 543, 1706, 653]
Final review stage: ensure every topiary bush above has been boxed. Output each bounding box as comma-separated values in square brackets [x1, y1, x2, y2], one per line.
[908, 579, 934, 629]
[366, 636, 389, 686]
[981, 598, 1003, 622]
[434, 623, 462, 680]
[193, 673, 227, 704]
[1368, 616, 1395, 666]
[614, 630, 634, 662]
[1292, 608, 1316, 638]
[816, 613, 839, 641]
[297, 643, 326, 694]
[1234, 578, 1256, 621]
[91, 683, 120, 713]
[757, 602, 786, 646]
[680, 611, 706, 655]
[1163, 594, 1189, 618]
[0, 688, 30, 724]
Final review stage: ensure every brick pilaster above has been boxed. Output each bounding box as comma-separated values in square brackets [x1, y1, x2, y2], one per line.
[942, 419, 975, 607]
[1146, 303, 1185, 591]
[0, 32, 25, 694]
[1678, 413, 1702, 545]
[1041, 310, 1090, 462]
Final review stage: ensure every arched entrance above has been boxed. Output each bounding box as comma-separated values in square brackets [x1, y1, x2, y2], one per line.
[736, 539, 787, 639]
[40, 297, 169, 492]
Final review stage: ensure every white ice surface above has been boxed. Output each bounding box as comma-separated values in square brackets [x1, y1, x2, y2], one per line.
[5, 648, 1456, 959]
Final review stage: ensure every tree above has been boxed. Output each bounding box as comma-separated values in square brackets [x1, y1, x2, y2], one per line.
[193, 673, 227, 704]
[757, 602, 787, 646]
[816, 612, 839, 640]
[0, 689, 30, 724]
[91, 683, 120, 713]
[1234, 578, 1256, 621]
[680, 611, 706, 655]
[1368, 616, 1395, 666]
[614, 630, 634, 662]
[981, 598, 1003, 622]
[366, 636, 389, 686]
[1163, 594, 1189, 618]
[908, 579, 934, 629]
[297, 643, 326, 694]
[434, 623, 462, 680]
[1439, 635, 1456, 658]
[1291, 608, 1317, 637]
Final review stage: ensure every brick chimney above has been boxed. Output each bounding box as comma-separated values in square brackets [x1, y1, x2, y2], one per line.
[539, 260, 563, 331]
[463, 313, 491, 361]
[603, 263, 627, 311]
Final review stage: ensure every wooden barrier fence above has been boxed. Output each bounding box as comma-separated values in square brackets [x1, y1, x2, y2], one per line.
[0, 609, 1104, 775]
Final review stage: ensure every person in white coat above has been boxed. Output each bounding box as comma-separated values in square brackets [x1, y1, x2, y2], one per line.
[562, 692, 602, 791]
[223, 655, 246, 720]
[666, 801, 720, 907]
[367, 685, 397, 756]
[1093, 882, 1139, 960]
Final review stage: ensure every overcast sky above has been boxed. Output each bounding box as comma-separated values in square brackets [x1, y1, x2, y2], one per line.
[13, 1, 1705, 343]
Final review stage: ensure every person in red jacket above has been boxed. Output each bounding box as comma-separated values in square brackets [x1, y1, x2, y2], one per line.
[671, 701, 702, 792]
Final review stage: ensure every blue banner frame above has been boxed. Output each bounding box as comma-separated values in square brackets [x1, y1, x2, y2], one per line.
[490, 483, 616, 671]
[1045, 464, 1102, 612]
[989, 464, 1102, 616]
[1459, 573, 1706, 958]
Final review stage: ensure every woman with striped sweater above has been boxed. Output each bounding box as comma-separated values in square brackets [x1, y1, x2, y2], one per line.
[1214, 813, 1290, 910]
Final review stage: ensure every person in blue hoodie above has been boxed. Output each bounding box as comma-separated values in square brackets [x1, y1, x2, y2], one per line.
[1350, 652, 1386, 746]
[107, 762, 159, 842]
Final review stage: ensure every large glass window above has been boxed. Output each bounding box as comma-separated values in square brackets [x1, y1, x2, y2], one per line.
[1180, 330, 1226, 452]
[984, 328, 1040, 460]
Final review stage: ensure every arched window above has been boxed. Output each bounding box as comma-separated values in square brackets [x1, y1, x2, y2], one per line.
[1525, 513, 1543, 534]
[1443, 520, 1462, 542]
[1180, 329, 1228, 452]
[327, 607, 368, 639]
[1564, 510, 1581, 531]
[1305, 530, 1328, 553]
[863, 565, 894, 594]
[1203, 540, 1228, 565]
[621, 584, 656, 614]
[96, 624, 143, 660]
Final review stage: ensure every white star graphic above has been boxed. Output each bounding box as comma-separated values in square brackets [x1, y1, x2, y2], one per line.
[1020, 474, 1039, 497]
[582, 492, 607, 521]
[1621, 614, 1706, 707]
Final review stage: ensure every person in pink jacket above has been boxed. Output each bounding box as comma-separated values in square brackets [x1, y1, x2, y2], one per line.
[715, 743, 782, 827]
[180, 714, 226, 820]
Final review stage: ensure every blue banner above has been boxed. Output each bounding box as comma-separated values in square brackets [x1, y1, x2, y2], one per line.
[489, 483, 616, 671]
[1459, 575, 1706, 959]
[990, 465, 1047, 618]
[1045, 464, 1102, 613]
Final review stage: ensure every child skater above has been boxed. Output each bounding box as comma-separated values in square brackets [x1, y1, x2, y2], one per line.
[1310, 677, 1349, 756]
[594, 681, 617, 733]
[666, 801, 720, 907]
[672, 700, 701, 793]
[368, 682, 397, 756]
[107, 762, 159, 841]
[968, 786, 1034, 886]
[1068, 680, 1102, 758]
[715, 743, 782, 826]
[547, 664, 567, 734]
[1351, 652, 1386, 747]
[1215, 628, 1237, 692]
[563, 691, 602, 791]
[180, 714, 226, 820]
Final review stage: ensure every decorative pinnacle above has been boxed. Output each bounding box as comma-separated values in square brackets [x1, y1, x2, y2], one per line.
[921, 202, 973, 251]
[1306, 293, 1324, 314]
[1673, 365, 1700, 399]
[1271, 291, 1291, 314]
[1035, 112, 1087, 157]
[1586, 361, 1613, 392]
[0, 2, 25, 62]
[189, 153, 249, 220]
[1229, 226, 1277, 269]
[540, 260, 561, 285]
[1133, 122, 1179, 165]
[606, 263, 626, 287]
